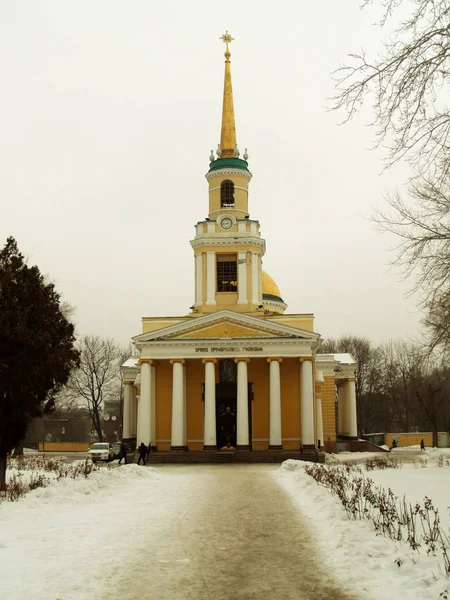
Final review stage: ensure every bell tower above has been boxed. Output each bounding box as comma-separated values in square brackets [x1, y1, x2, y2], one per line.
[191, 32, 266, 314]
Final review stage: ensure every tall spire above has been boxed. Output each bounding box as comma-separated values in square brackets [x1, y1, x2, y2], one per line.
[219, 31, 237, 158]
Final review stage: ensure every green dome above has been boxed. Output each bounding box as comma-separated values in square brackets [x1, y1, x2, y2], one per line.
[263, 293, 284, 304]
[208, 157, 249, 172]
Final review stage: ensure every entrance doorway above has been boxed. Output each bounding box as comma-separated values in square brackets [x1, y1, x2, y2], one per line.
[215, 381, 253, 449]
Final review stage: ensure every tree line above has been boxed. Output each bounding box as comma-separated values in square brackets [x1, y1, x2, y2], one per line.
[318, 336, 450, 446]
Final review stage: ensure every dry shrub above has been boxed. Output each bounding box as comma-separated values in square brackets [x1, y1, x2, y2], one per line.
[2, 456, 100, 504]
[305, 463, 450, 577]
[365, 457, 402, 471]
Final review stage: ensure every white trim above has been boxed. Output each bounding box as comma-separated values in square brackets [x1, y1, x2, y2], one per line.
[136, 342, 316, 361]
[206, 252, 216, 305]
[238, 222, 246, 233]
[195, 253, 203, 304]
[262, 299, 288, 312]
[301, 359, 315, 446]
[209, 185, 248, 193]
[251, 252, 259, 303]
[191, 237, 265, 252]
[133, 309, 321, 343]
[205, 168, 252, 182]
[237, 251, 247, 304]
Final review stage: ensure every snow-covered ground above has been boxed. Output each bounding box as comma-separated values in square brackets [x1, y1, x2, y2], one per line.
[277, 448, 450, 600]
[1, 450, 450, 599]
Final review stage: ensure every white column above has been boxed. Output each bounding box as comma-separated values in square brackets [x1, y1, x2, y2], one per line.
[338, 383, 349, 436]
[139, 361, 152, 446]
[268, 358, 282, 448]
[347, 379, 358, 438]
[183, 362, 187, 445]
[315, 369, 324, 449]
[195, 253, 203, 305]
[251, 252, 259, 303]
[236, 359, 249, 448]
[171, 360, 186, 449]
[122, 382, 133, 439]
[258, 256, 263, 300]
[237, 251, 247, 304]
[300, 358, 315, 448]
[203, 359, 217, 449]
[206, 252, 216, 305]
[316, 393, 324, 450]
[130, 386, 137, 437]
[150, 364, 156, 448]
[136, 395, 141, 445]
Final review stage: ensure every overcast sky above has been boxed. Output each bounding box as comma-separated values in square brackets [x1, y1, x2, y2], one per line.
[0, 1, 424, 347]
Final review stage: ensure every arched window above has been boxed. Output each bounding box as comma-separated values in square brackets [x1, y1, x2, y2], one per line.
[221, 180, 234, 207]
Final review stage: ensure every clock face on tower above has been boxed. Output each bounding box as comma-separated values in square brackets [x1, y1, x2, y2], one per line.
[221, 218, 233, 230]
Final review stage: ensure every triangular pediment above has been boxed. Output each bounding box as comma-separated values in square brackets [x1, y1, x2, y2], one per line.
[133, 310, 320, 344]
[169, 320, 280, 340]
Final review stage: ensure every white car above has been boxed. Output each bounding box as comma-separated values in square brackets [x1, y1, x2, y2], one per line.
[87, 442, 115, 462]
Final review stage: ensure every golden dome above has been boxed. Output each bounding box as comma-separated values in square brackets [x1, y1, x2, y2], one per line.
[262, 271, 282, 299]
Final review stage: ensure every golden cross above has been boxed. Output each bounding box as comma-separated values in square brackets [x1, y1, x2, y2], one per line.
[220, 31, 234, 53]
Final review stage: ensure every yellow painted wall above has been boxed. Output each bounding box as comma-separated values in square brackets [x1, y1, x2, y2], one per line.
[208, 172, 249, 216]
[195, 244, 261, 255]
[186, 360, 205, 451]
[142, 318, 188, 335]
[38, 442, 91, 452]
[267, 315, 315, 332]
[155, 361, 173, 451]
[173, 322, 275, 340]
[385, 432, 433, 448]
[248, 358, 270, 450]
[280, 358, 301, 450]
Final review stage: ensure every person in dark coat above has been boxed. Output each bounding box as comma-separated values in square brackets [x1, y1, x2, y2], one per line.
[137, 442, 147, 465]
[220, 406, 236, 448]
[420, 439, 425, 451]
[118, 441, 128, 465]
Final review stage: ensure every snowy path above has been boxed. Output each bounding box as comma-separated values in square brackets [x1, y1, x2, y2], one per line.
[105, 465, 356, 600]
[1, 463, 357, 600]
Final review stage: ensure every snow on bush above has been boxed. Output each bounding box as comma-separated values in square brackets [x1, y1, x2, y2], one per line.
[304, 461, 450, 577]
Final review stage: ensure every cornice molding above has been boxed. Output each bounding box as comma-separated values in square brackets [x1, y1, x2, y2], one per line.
[205, 168, 252, 182]
[262, 299, 288, 312]
[191, 237, 266, 251]
[134, 312, 318, 344]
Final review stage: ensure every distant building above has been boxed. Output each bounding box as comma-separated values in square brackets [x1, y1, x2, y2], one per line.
[121, 33, 358, 461]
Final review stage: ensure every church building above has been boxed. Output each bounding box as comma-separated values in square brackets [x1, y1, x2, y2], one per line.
[121, 33, 358, 462]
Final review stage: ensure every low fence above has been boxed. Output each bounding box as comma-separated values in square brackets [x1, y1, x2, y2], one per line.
[38, 442, 91, 452]
[384, 432, 448, 448]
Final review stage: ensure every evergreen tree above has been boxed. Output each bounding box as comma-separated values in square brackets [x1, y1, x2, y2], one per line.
[0, 237, 79, 491]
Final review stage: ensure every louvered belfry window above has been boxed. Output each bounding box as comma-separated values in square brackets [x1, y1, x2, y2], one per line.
[221, 180, 235, 207]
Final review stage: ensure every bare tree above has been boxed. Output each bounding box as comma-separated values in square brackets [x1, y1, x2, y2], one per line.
[67, 336, 122, 441]
[319, 335, 379, 435]
[377, 340, 425, 431]
[423, 290, 450, 354]
[373, 177, 450, 303]
[332, 0, 450, 186]
[117, 343, 138, 426]
[410, 357, 450, 446]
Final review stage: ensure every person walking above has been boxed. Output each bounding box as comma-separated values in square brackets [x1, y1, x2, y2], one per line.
[118, 441, 128, 465]
[420, 438, 425, 451]
[137, 442, 147, 465]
